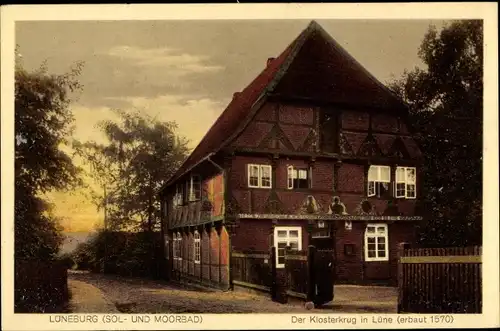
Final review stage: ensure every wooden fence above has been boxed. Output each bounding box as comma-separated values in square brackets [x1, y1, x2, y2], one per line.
[231, 250, 273, 292]
[284, 250, 309, 299]
[15, 259, 69, 313]
[232, 246, 334, 305]
[397, 246, 482, 313]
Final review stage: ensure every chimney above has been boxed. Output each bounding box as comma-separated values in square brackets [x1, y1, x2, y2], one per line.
[267, 57, 275, 67]
[233, 92, 241, 99]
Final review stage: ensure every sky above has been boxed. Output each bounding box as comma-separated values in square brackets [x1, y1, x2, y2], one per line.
[15, 19, 447, 232]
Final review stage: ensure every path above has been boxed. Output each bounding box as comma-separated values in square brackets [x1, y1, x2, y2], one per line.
[68, 271, 397, 313]
[68, 278, 119, 313]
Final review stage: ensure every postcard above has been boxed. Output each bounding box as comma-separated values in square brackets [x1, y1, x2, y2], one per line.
[1, 3, 498, 330]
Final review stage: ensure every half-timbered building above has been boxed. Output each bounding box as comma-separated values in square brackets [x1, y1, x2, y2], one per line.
[159, 21, 423, 290]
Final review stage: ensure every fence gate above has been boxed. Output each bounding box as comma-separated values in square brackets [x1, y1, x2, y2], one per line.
[309, 246, 335, 306]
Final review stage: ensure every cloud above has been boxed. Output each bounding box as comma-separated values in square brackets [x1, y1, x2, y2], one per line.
[104, 45, 224, 76]
[107, 94, 228, 148]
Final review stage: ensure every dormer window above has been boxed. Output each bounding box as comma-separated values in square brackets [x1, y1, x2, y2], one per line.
[189, 174, 202, 201]
[367, 165, 390, 198]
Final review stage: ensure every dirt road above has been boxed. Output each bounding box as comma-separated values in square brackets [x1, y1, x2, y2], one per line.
[68, 271, 397, 314]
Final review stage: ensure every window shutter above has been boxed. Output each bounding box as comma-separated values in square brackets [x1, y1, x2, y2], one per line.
[287, 166, 294, 189]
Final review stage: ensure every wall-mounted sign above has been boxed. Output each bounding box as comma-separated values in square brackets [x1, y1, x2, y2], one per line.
[318, 220, 325, 228]
[345, 220, 352, 230]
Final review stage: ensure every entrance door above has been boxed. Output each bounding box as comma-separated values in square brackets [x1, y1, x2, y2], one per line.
[308, 220, 336, 305]
[310, 247, 335, 305]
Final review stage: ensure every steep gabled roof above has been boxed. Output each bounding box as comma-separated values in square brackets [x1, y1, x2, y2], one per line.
[162, 21, 407, 190]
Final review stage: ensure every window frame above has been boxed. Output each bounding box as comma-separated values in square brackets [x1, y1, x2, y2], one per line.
[395, 166, 417, 199]
[273, 226, 302, 268]
[173, 184, 182, 208]
[367, 165, 391, 198]
[189, 174, 202, 202]
[193, 230, 201, 264]
[247, 164, 272, 189]
[287, 166, 311, 190]
[364, 223, 389, 262]
[173, 232, 182, 260]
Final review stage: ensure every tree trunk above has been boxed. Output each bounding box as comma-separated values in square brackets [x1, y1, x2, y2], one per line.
[148, 175, 153, 233]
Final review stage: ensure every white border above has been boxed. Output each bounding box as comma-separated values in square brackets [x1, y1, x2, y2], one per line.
[1, 3, 499, 330]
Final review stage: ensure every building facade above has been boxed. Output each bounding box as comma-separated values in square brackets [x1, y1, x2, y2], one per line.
[159, 21, 423, 289]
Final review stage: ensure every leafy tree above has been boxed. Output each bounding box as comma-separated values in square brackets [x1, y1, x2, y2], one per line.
[389, 20, 482, 247]
[15, 58, 83, 260]
[74, 109, 189, 232]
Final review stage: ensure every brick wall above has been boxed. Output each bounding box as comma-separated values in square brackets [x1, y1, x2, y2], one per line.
[334, 220, 416, 285]
[278, 104, 315, 125]
[371, 113, 399, 133]
[234, 219, 309, 252]
[341, 110, 369, 131]
[337, 163, 364, 193]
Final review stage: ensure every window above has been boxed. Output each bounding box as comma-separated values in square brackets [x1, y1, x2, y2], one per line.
[189, 175, 202, 201]
[364, 224, 389, 262]
[311, 220, 330, 238]
[173, 233, 182, 260]
[193, 231, 201, 264]
[164, 235, 169, 257]
[287, 166, 310, 189]
[312, 229, 330, 238]
[247, 164, 272, 188]
[367, 165, 391, 197]
[173, 184, 183, 208]
[183, 180, 190, 204]
[395, 167, 417, 199]
[274, 227, 302, 268]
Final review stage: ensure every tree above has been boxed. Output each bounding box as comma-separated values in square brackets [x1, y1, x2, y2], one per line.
[389, 20, 483, 247]
[74, 109, 190, 233]
[15, 59, 83, 260]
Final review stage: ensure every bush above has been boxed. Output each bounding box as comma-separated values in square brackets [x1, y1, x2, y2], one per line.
[71, 230, 163, 278]
[58, 253, 76, 270]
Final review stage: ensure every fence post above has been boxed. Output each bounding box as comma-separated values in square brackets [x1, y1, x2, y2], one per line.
[270, 246, 277, 301]
[307, 245, 316, 303]
[397, 242, 407, 313]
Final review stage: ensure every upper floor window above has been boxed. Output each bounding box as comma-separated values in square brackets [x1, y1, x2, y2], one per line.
[364, 223, 389, 262]
[367, 165, 390, 198]
[173, 184, 183, 208]
[248, 164, 272, 188]
[395, 167, 416, 199]
[189, 174, 202, 201]
[274, 226, 302, 268]
[193, 231, 201, 264]
[287, 166, 311, 189]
